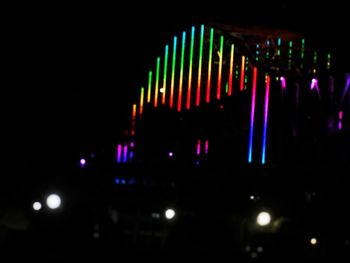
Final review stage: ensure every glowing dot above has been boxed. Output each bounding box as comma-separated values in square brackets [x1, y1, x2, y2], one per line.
[160, 88, 165, 93]
[310, 238, 317, 245]
[256, 211, 271, 226]
[168, 152, 174, 157]
[80, 158, 86, 167]
[257, 246, 263, 253]
[250, 195, 255, 200]
[32, 202, 42, 211]
[46, 194, 61, 210]
[165, 208, 176, 220]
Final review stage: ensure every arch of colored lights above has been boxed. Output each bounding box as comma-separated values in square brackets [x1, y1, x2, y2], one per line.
[115, 24, 349, 167]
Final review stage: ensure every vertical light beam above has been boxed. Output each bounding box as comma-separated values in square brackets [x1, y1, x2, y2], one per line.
[327, 53, 331, 70]
[117, 144, 122, 163]
[280, 76, 286, 94]
[338, 111, 343, 130]
[288, 41, 293, 70]
[147, 71, 152, 103]
[196, 139, 201, 156]
[186, 26, 195, 109]
[205, 139, 209, 154]
[162, 45, 169, 104]
[170, 36, 177, 109]
[123, 144, 128, 163]
[228, 44, 234, 96]
[196, 25, 204, 106]
[139, 87, 144, 115]
[206, 28, 214, 103]
[248, 67, 258, 163]
[178, 31, 186, 112]
[261, 75, 271, 165]
[240, 56, 245, 91]
[131, 104, 137, 136]
[217, 35, 224, 100]
[154, 57, 160, 107]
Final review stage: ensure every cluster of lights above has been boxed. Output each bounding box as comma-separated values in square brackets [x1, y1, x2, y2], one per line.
[32, 193, 62, 211]
[115, 177, 136, 185]
[116, 143, 134, 163]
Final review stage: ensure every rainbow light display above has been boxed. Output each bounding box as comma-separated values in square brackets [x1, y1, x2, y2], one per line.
[115, 24, 346, 168]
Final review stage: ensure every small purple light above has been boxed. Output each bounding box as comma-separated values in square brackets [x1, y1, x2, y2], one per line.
[130, 141, 135, 148]
[280, 76, 286, 92]
[115, 178, 120, 184]
[338, 111, 343, 130]
[195, 160, 200, 166]
[168, 152, 173, 157]
[121, 179, 126, 185]
[80, 158, 86, 167]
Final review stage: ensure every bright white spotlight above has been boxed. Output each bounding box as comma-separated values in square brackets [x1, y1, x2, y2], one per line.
[32, 202, 42, 211]
[165, 208, 176, 220]
[46, 194, 61, 209]
[256, 211, 271, 226]
[310, 238, 318, 245]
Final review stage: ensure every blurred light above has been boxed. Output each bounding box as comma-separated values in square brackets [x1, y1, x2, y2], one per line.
[32, 202, 42, 211]
[257, 246, 263, 253]
[256, 211, 271, 226]
[128, 177, 136, 185]
[250, 252, 257, 258]
[160, 88, 165, 93]
[165, 208, 176, 220]
[310, 238, 318, 245]
[152, 212, 160, 219]
[250, 195, 255, 200]
[168, 152, 174, 157]
[245, 245, 251, 252]
[121, 179, 126, 185]
[46, 194, 61, 210]
[80, 158, 86, 168]
[115, 178, 120, 184]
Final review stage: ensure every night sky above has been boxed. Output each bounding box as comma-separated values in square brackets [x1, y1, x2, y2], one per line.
[2, 2, 349, 255]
